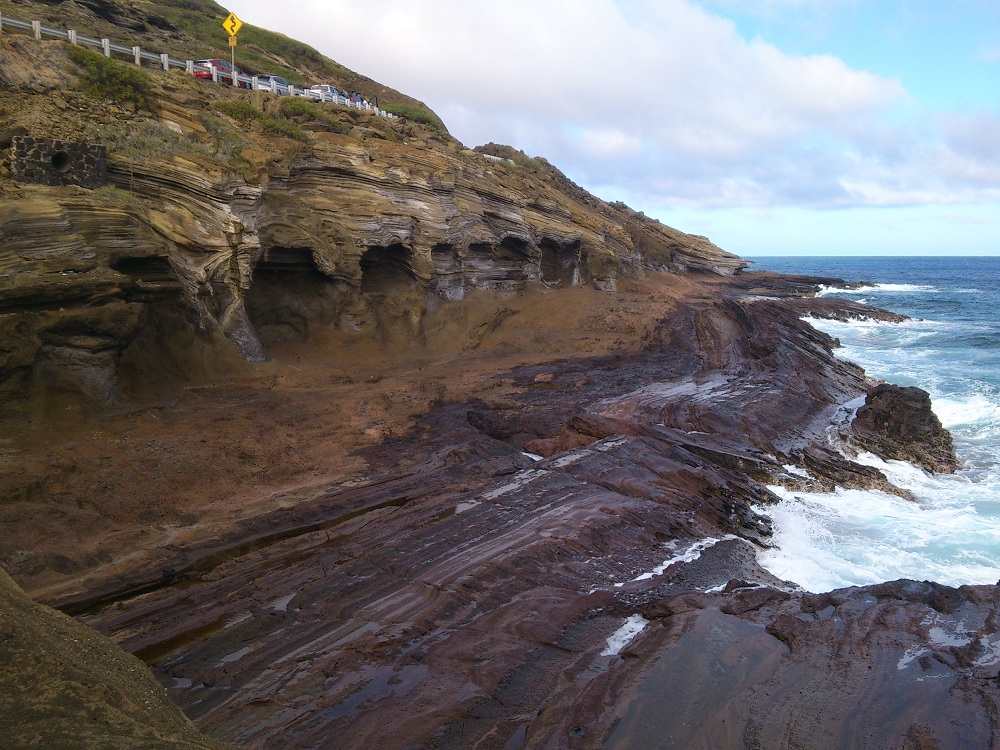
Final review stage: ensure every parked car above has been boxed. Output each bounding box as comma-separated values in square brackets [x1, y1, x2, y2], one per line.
[193, 58, 251, 89]
[308, 84, 340, 103]
[256, 75, 291, 95]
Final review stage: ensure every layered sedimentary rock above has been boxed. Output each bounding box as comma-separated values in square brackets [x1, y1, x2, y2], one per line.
[1, 73, 744, 410]
[50, 274, 985, 750]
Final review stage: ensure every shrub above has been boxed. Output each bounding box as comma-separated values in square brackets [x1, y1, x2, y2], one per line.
[93, 185, 142, 205]
[278, 98, 351, 135]
[383, 103, 440, 131]
[511, 153, 548, 173]
[214, 100, 264, 124]
[262, 117, 308, 142]
[279, 97, 316, 119]
[67, 45, 156, 112]
[200, 114, 251, 163]
[83, 119, 204, 162]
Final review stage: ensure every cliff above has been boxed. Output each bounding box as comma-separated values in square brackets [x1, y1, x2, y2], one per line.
[0, 16, 744, 414]
[2, 4, 996, 750]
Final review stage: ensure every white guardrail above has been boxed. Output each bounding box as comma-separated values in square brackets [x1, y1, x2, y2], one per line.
[0, 12, 395, 118]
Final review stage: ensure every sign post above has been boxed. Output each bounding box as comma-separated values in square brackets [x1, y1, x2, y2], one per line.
[221, 12, 243, 86]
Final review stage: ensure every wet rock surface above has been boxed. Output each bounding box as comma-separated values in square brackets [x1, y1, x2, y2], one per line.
[0, 19, 987, 745]
[10, 273, 981, 750]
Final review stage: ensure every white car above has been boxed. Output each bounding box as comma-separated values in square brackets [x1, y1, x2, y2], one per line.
[256, 75, 291, 95]
[308, 84, 342, 103]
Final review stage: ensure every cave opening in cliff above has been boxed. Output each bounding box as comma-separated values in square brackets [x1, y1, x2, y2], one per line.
[496, 237, 531, 262]
[360, 244, 416, 294]
[540, 239, 580, 286]
[246, 246, 340, 345]
[110, 255, 176, 282]
[110, 256, 181, 302]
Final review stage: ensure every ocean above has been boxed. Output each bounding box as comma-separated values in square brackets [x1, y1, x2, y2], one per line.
[744, 256, 1000, 592]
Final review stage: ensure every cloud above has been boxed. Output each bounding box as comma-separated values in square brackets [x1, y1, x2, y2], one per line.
[227, 0, 996, 214]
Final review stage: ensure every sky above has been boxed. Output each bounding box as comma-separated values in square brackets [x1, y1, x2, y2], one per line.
[223, 0, 1000, 256]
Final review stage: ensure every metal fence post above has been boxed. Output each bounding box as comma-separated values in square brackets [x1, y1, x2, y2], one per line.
[101, 38, 110, 56]
[32, 20, 41, 40]
[67, 29, 76, 44]
[132, 45, 141, 66]
[186, 60, 194, 74]
[160, 53, 169, 71]
[0, 14, 5, 33]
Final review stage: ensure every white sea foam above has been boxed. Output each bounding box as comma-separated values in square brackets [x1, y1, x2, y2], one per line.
[816, 283, 936, 297]
[601, 614, 649, 656]
[614, 536, 735, 587]
[755, 258, 1000, 593]
[756, 477, 1000, 592]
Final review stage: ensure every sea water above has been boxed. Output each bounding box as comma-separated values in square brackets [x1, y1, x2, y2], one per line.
[744, 256, 1000, 592]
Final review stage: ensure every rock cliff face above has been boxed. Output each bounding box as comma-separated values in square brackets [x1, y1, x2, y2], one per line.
[1, 42, 744, 412]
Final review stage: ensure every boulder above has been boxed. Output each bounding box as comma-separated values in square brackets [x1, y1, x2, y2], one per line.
[850, 383, 959, 473]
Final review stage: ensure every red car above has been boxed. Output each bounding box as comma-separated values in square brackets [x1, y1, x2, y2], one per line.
[193, 58, 251, 89]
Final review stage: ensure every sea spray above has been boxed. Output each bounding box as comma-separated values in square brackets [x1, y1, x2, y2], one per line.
[748, 256, 1000, 592]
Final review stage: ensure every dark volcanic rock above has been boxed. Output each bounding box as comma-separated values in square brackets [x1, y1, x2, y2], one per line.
[6, 273, 973, 749]
[534, 580, 1000, 750]
[851, 383, 960, 473]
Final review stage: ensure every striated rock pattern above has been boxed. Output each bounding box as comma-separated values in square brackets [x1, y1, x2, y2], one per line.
[1, 75, 745, 411]
[0, 11, 986, 750]
[56, 275, 975, 750]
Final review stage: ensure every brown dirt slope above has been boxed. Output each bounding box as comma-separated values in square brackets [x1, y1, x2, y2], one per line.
[0, 567, 232, 749]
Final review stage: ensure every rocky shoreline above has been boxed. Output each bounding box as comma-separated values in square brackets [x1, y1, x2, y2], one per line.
[4, 271, 993, 749]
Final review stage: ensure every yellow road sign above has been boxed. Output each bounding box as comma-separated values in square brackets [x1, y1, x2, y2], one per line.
[228, 35, 238, 47]
[222, 12, 243, 37]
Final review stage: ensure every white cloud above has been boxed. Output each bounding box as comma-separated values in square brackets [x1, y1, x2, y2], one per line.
[574, 127, 645, 159]
[226, 0, 997, 218]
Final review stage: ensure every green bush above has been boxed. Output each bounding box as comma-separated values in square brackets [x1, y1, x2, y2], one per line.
[214, 99, 264, 124]
[200, 114, 251, 163]
[93, 185, 142, 205]
[512, 153, 548, 173]
[383, 103, 440, 131]
[67, 45, 156, 112]
[279, 98, 351, 135]
[278, 97, 316, 119]
[83, 119, 205, 162]
[262, 117, 308, 142]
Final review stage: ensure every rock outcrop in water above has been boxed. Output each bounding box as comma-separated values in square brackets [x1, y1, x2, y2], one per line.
[1, 4, 994, 749]
[850, 383, 960, 473]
